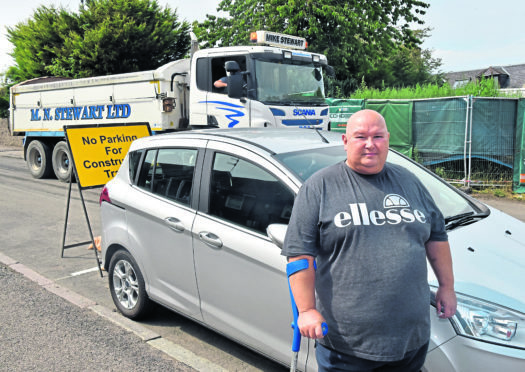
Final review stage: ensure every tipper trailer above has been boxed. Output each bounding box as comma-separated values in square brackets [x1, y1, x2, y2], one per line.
[9, 31, 331, 181]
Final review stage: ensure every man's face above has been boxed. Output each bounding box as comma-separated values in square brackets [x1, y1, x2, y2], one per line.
[342, 112, 390, 175]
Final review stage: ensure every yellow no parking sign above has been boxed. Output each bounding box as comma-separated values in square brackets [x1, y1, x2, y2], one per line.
[64, 123, 151, 188]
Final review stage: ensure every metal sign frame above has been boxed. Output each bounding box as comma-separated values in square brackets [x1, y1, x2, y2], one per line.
[60, 123, 151, 276]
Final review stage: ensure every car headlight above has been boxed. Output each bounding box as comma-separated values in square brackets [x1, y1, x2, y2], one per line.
[430, 286, 525, 349]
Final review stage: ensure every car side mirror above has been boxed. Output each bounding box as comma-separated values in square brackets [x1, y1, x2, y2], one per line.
[267, 223, 288, 249]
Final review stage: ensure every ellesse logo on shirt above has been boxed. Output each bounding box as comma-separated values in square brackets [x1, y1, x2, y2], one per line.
[333, 194, 427, 227]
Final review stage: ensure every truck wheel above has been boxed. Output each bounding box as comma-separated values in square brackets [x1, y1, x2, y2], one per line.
[108, 249, 151, 319]
[26, 140, 53, 179]
[52, 141, 73, 182]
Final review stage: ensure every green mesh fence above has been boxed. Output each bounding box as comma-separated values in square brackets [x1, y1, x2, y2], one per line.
[365, 100, 413, 157]
[470, 98, 515, 187]
[326, 96, 523, 189]
[412, 98, 469, 182]
[514, 99, 525, 193]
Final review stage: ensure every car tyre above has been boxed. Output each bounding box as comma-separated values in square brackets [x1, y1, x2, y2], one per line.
[108, 249, 151, 319]
[26, 140, 54, 179]
[52, 141, 74, 182]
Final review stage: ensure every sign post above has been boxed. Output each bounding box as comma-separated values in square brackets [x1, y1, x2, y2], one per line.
[61, 123, 151, 276]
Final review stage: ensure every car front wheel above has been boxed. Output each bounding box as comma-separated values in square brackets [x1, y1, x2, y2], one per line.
[108, 250, 150, 319]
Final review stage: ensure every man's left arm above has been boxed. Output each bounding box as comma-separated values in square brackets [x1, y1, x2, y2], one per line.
[425, 240, 457, 318]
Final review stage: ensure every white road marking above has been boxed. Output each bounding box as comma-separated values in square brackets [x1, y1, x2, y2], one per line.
[71, 266, 100, 276]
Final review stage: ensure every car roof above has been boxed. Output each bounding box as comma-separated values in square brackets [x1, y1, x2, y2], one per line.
[134, 128, 344, 154]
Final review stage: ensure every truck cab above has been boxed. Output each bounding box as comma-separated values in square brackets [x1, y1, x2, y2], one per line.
[189, 31, 329, 129]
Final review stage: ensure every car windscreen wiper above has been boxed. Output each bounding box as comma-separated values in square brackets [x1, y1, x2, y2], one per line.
[445, 212, 474, 224]
[445, 211, 488, 231]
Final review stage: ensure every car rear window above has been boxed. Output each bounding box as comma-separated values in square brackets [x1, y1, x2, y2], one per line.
[135, 148, 198, 206]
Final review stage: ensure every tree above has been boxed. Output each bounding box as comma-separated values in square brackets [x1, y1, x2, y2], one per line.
[193, 0, 435, 96]
[5, 0, 190, 81]
[5, 6, 74, 82]
[0, 85, 9, 118]
[366, 29, 443, 89]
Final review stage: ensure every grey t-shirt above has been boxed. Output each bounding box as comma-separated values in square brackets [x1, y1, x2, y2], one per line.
[282, 161, 447, 361]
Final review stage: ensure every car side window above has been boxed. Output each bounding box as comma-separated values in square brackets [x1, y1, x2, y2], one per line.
[136, 148, 197, 206]
[128, 150, 143, 183]
[136, 149, 157, 190]
[208, 152, 294, 234]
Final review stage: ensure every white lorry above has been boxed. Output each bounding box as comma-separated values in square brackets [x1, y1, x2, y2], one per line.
[9, 31, 330, 181]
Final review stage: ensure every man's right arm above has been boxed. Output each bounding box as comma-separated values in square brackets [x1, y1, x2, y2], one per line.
[214, 78, 227, 88]
[288, 255, 326, 339]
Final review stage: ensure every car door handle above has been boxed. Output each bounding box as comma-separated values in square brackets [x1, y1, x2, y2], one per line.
[164, 217, 185, 232]
[198, 231, 223, 249]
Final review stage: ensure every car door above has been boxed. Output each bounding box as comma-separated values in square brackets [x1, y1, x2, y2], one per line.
[125, 142, 204, 319]
[192, 141, 308, 367]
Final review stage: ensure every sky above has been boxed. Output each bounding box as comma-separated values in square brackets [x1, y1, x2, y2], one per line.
[1, 0, 525, 74]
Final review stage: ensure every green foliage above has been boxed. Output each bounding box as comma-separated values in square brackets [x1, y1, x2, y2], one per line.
[493, 189, 507, 197]
[5, 6, 73, 82]
[351, 77, 520, 99]
[324, 75, 358, 98]
[0, 88, 9, 118]
[193, 0, 433, 96]
[0, 72, 12, 118]
[5, 0, 190, 81]
[434, 167, 446, 178]
[365, 29, 444, 89]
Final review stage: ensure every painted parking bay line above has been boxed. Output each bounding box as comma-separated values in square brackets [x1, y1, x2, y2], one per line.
[71, 266, 100, 277]
[148, 338, 227, 372]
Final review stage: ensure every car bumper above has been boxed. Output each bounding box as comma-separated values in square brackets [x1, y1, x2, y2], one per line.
[424, 335, 525, 371]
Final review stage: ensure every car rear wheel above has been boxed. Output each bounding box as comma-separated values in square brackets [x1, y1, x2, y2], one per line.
[108, 250, 150, 319]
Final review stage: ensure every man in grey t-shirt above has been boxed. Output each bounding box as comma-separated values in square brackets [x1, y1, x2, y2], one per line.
[282, 109, 457, 371]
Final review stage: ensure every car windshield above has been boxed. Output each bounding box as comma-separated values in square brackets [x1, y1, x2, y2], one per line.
[254, 59, 326, 105]
[275, 146, 346, 181]
[275, 146, 482, 220]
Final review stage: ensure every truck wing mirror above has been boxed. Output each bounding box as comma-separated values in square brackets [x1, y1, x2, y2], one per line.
[225, 60, 241, 73]
[324, 65, 335, 78]
[227, 74, 244, 99]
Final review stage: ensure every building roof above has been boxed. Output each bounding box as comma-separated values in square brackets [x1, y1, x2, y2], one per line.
[444, 63, 525, 89]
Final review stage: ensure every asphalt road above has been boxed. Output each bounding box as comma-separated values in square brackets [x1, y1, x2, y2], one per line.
[0, 148, 287, 372]
[0, 262, 194, 372]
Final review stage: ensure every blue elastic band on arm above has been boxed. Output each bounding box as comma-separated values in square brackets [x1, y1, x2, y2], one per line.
[287, 258, 317, 277]
[286, 259, 309, 277]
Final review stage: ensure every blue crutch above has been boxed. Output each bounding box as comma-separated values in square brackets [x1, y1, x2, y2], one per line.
[286, 258, 328, 372]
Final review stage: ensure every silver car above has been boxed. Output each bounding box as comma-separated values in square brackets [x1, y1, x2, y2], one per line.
[99, 128, 525, 371]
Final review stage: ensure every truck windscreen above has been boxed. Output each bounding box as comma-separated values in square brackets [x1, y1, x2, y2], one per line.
[254, 60, 326, 105]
